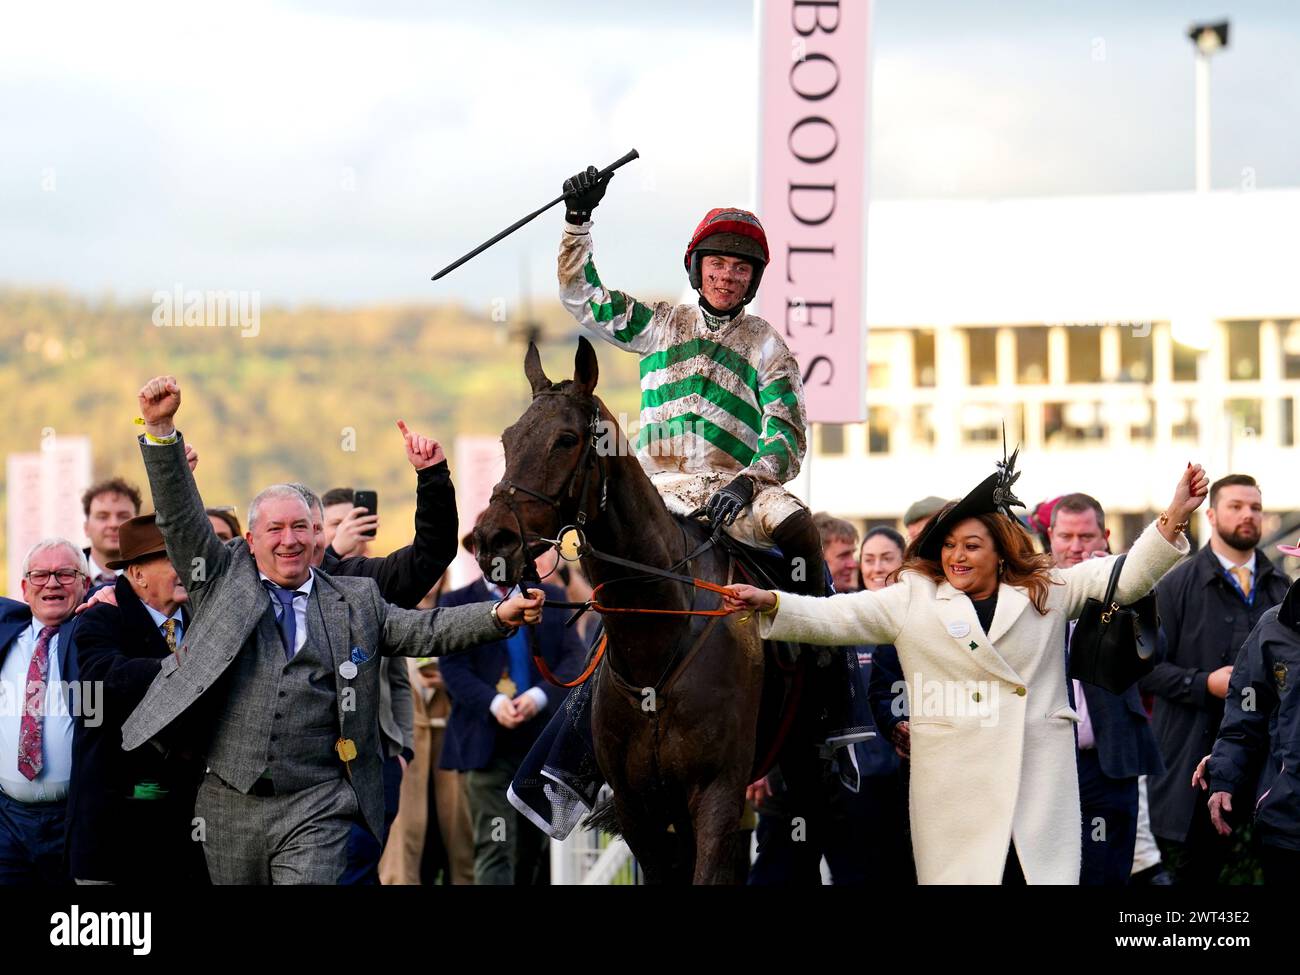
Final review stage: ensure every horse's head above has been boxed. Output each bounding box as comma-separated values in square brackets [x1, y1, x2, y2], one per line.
[475, 336, 612, 586]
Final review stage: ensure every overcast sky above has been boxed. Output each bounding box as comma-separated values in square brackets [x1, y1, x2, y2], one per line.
[2, 0, 1297, 308]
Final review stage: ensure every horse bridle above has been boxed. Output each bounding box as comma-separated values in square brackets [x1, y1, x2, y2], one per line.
[490, 392, 734, 693]
[494, 397, 607, 582]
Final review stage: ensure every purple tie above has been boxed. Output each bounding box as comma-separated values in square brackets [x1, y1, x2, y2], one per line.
[17, 625, 59, 781]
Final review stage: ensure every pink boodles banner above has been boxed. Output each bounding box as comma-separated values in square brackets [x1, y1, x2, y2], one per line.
[755, 0, 869, 423]
[448, 435, 506, 589]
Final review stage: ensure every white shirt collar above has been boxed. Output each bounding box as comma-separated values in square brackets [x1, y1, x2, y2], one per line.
[258, 568, 315, 596]
[86, 553, 120, 580]
[1213, 549, 1256, 575]
[25, 617, 62, 640]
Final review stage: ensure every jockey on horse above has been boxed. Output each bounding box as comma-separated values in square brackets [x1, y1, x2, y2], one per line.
[555, 165, 868, 773]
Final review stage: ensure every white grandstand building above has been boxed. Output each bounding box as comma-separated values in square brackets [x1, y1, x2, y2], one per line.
[799, 188, 1300, 553]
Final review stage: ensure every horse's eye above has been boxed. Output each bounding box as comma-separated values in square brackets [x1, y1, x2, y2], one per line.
[555, 433, 580, 449]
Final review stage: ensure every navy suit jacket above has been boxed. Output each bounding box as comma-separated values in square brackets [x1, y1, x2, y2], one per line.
[65, 577, 197, 880]
[850, 645, 901, 779]
[0, 597, 83, 711]
[1065, 620, 1164, 780]
[1078, 681, 1166, 781]
[437, 579, 584, 772]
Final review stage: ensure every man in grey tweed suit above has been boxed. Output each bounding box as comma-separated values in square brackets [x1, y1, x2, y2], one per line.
[122, 376, 544, 884]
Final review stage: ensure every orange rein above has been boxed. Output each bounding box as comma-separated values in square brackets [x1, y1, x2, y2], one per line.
[588, 577, 735, 616]
[535, 632, 608, 688]
[530, 577, 738, 688]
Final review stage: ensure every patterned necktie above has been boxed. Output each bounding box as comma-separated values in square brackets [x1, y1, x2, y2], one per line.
[1231, 566, 1253, 599]
[18, 625, 59, 781]
[264, 583, 302, 660]
[161, 619, 178, 653]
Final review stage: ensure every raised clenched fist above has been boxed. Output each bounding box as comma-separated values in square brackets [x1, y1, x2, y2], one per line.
[138, 376, 181, 434]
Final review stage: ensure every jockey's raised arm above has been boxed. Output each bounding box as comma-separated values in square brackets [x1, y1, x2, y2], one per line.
[558, 216, 672, 354]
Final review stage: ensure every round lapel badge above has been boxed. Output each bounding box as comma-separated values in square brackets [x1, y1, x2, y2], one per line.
[947, 621, 971, 639]
[339, 661, 358, 680]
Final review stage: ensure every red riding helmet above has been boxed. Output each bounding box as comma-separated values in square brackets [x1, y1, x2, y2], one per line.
[683, 208, 770, 305]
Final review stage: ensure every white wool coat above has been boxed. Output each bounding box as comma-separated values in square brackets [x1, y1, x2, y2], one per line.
[760, 521, 1188, 884]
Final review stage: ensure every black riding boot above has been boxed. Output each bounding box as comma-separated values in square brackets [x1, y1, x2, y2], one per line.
[770, 509, 872, 793]
[770, 506, 827, 599]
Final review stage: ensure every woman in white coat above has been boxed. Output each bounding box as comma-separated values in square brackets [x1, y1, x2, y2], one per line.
[725, 458, 1208, 884]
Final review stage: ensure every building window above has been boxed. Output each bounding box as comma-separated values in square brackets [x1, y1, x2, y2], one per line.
[1281, 398, 1295, 448]
[1118, 327, 1152, 383]
[1172, 340, 1199, 382]
[1067, 328, 1102, 383]
[1283, 322, 1300, 380]
[1128, 399, 1155, 442]
[1014, 326, 1048, 384]
[867, 360, 890, 390]
[1227, 399, 1263, 440]
[962, 404, 1023, 446]
[868, 408, 893, 454]
[1118, 513, 1150, 553]
[912, 405, 935, 449]
[1226, 321, 1261, 381]
[818, 423, 845, 456]
[1171, 400, 1199, 441]
[913, 330, 936, 388]
[1044, 401, 1104, 445]
[965, 329, 997, 386]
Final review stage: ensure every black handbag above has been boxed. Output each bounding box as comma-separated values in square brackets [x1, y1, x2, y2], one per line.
[1066, 554, 1159, 695]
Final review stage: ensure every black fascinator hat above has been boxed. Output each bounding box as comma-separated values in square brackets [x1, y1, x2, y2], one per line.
[917, 428, 1024, 562]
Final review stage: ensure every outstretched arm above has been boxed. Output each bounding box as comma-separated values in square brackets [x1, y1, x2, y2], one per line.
[1059, 464, 1205, 618]
[724, 581, 911, 648]
[381, 589, 545, 657]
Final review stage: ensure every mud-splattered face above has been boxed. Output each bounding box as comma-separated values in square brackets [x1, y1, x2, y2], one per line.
[698, 254, 753, 312]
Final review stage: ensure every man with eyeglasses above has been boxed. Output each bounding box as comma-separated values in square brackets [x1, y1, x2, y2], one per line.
[0, 539, 90, 883]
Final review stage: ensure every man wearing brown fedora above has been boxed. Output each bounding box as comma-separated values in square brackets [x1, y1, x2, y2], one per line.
[66, 513, 207, 884]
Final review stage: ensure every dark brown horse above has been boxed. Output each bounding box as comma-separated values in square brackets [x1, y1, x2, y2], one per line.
[475, 338, 810, 884]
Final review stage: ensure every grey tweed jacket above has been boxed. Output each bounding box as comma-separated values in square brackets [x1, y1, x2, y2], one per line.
[121, 434, 500, 838]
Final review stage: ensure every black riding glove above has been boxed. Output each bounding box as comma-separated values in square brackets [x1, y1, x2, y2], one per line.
[563, 165, 613, 224]
[705, 475, 755, 529]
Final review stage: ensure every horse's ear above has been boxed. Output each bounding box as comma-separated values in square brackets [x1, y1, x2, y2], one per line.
[573, 335, 599, 396]
[524, 342, 551, 397]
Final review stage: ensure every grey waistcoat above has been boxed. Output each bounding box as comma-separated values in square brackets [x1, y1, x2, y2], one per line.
[206, 595, 343, 793]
